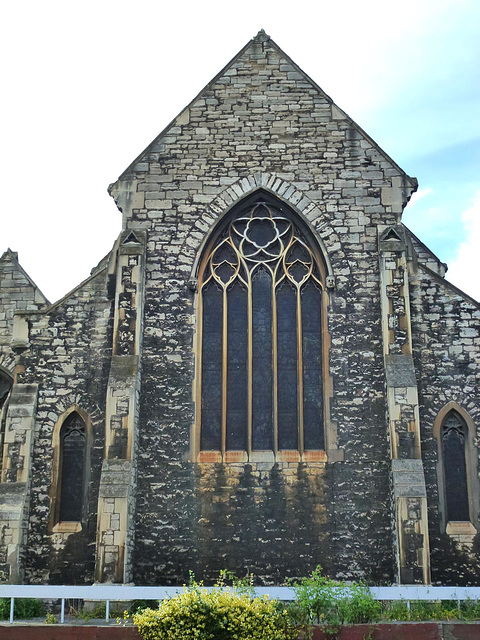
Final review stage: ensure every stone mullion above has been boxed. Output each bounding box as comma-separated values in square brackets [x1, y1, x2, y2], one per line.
[379, 227, 431, 585]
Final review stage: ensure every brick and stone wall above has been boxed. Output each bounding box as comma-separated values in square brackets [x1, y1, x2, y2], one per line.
[0, 250, 48, 374]
[410, 265, 480, 584]
[15, 265, 114, 584]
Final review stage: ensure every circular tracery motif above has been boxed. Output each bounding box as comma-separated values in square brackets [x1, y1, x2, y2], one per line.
[203, 200, 321, 290]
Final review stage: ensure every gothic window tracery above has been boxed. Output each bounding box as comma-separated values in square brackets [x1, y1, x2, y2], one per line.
[198, 193, 325, 457]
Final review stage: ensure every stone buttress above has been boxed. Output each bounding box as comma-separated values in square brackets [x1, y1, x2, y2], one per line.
[95, 230, 146, 583]
[378, 211, 431, 584]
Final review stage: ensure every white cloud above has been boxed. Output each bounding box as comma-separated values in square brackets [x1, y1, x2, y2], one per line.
[408, 188, 434, 208]
[447, 191, 480, 301]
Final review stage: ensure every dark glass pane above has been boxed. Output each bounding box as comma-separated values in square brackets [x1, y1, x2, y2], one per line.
[201, 282, 223, 450]
[248, 218, 276, 247]
[0, 377, 11, 405]
[252, 268, 273, 449]
[443, 415, 469, 521]
[226, 281, 248, 450]
[277, 282, 298, 449]
[302, 282, 323, 449]
[59, 417, 86, 521]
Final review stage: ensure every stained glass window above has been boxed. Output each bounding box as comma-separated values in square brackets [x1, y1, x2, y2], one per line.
[59, 413, 86, 522]
[442, 411, 469, 522]
[0, 374, 11, 416]
[198, 192, 325, 455]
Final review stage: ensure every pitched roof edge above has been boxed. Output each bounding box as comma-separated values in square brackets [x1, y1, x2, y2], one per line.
[404, 225, 447, 271]
[43, 264, 109, 314]
[268, 42, 418, 191]
[418, 263, 480, 309]
[111, 35, 260, 187]
[0, 249, 50, 306]
[111, 31, 417, 192]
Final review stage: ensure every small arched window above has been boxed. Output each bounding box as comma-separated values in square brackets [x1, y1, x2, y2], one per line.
[442, 411, 469, 522]
[0, 368, 13, 415]
[58, 412, 87, 522]
[197, 192, 326, 458]
[0, 371, 13, 475]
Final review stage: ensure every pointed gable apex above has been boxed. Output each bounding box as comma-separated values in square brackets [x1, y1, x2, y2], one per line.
[110, 31, 416, 192]
[0, 249, 49, 306]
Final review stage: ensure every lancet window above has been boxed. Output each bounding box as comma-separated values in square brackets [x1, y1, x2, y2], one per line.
[0, 373, 12, 426]
[198, 192, 325, 456]
[442, 410, 469, 522]
[0, 372, 13, 474]
[58, 412, 87, 522]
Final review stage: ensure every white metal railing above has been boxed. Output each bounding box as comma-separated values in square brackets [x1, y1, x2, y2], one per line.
[1, 584, 480, 624]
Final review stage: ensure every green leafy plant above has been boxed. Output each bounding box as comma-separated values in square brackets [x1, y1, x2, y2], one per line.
[288, 566, 381, 636]
[131, 577, 294, 640]
[0, 598, 45, 620]
[382, 599, 464, 622]
[45, 612, 58, 624]
[82, 602, 107, 622]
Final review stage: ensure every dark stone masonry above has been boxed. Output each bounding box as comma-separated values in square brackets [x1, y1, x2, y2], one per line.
[0, 31, 478, 586]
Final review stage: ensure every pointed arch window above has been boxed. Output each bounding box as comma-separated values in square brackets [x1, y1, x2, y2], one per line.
[442, 411, 470, 523]
[197, 192, 326, 458]
[0, 372, 12, 425]
[0, 371, 13, 475]
[58, 412, 87, 522]
[434, 405, 479, 536]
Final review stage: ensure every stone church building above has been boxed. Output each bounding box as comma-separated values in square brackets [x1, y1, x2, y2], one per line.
[1, 31, 479, 586]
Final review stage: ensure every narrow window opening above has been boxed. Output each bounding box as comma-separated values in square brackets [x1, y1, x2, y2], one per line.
[58, 412, 87, 522]
[442, 411, 469, 523]
[0, 373, 13, 475]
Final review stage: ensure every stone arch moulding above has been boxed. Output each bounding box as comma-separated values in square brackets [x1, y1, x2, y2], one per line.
[48, 404, 93, 535]
[433, 401, 479, 536]
[190, 185, 340, 464]
[189, 176, 337, 289]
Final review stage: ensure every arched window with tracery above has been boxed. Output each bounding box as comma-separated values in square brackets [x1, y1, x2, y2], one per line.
[442, 410, 469, 522]
[58, 412, 87, 522]
[198, 192, 326, 458]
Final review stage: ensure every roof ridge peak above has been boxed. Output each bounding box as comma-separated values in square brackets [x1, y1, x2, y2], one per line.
[253, 29, 270, 43]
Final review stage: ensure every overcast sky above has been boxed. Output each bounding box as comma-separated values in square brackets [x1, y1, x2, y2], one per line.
[2, 0, 479, 303]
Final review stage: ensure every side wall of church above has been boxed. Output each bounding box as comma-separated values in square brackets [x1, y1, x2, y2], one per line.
[16, 269, 113, 583]
[112, 37, 416, 584]
[0, 251, 47, 374]
[410, 265, 480, 584]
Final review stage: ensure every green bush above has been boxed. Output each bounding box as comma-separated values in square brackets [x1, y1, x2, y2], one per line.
[132, 583, 293, 640]
[288, 566, 381, 629]
[382, 599, 470, 621]
[0, 597, 45, 620]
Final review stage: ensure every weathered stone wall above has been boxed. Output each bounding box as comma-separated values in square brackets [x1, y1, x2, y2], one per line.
[111, 32, 418, 585]
[16, 267, 114, 583]
[0, 250, 48, 374]
[410, 265, 480, 584]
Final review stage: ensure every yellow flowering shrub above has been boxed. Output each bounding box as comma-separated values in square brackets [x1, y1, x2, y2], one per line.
[132, 585, 294, 640]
